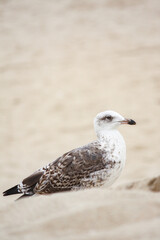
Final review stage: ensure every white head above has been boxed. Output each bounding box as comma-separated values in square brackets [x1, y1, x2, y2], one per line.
[94, 110, 136, 136]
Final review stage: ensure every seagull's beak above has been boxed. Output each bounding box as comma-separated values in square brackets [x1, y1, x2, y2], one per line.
[120, 118, 136, 125]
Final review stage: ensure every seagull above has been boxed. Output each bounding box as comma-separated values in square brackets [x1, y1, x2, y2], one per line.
[3, 110, 136, 200]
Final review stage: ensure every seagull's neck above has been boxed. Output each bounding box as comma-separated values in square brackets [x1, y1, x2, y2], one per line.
[97, 129, 121, 141]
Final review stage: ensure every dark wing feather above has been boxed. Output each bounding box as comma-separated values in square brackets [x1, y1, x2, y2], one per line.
[22, 171, 44, 187]
[18, 170, 44, 196]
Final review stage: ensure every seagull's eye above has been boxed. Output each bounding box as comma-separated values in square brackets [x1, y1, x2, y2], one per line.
[106, 115, 113, 121]
[100, 115, 113, 121]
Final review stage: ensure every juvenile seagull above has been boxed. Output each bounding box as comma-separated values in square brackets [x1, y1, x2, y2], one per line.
[3, 110, 136, 199]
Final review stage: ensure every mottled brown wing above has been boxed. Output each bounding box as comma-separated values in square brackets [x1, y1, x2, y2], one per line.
[35, 142, 107, 194]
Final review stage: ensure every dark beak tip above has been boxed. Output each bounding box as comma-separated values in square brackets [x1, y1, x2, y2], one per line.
[128, 119, 136, 125]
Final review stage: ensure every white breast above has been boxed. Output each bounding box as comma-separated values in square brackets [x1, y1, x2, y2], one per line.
[99, 130, 126, 186]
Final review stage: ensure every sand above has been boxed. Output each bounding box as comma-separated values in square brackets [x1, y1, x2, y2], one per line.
[0, 0, 160, 239]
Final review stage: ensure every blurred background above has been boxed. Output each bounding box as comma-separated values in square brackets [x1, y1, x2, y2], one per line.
[0, 0, 160, 195]
[1, 1, 160, 240]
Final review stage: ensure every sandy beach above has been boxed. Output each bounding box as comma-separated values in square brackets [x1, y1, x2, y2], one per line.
[0, 0, 160, 239]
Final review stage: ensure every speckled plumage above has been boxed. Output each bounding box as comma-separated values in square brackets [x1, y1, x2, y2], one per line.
[3, 110, 136, 199]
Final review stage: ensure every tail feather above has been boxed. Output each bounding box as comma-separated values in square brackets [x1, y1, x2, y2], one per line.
[3, 170, 43, 199]
[16, 193, 35, 201]
[3, 185, 21, 196]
